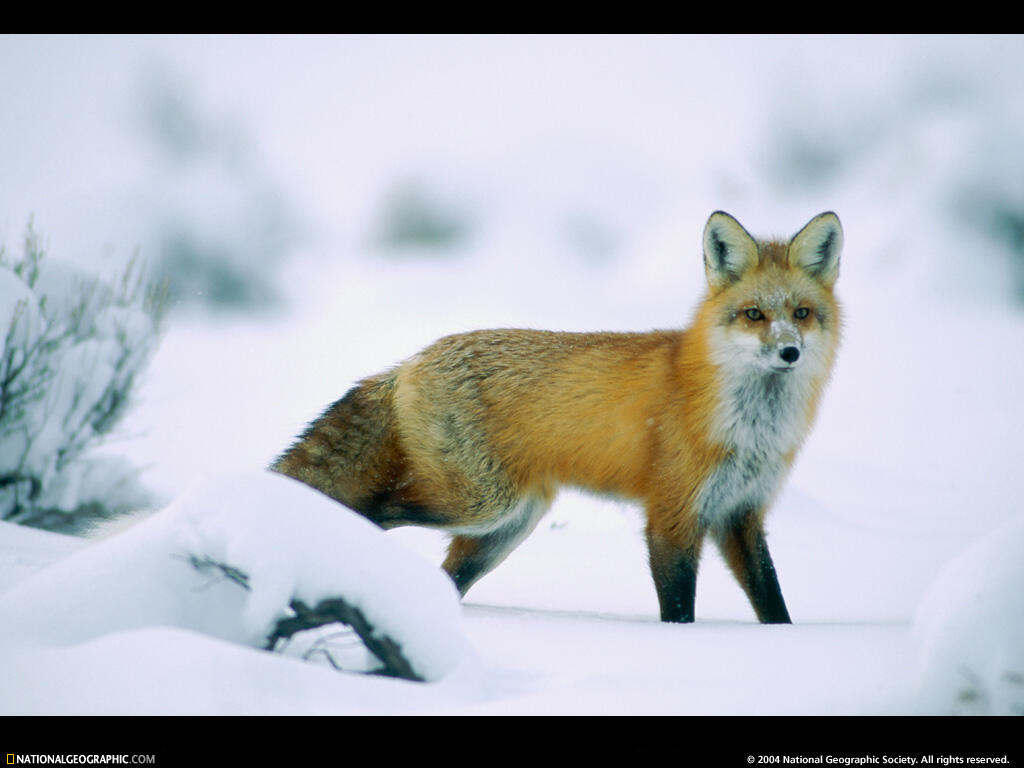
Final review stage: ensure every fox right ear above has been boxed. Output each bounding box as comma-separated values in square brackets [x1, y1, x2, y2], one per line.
[703, 211, 759, 291]
[789, 211, 842, 288]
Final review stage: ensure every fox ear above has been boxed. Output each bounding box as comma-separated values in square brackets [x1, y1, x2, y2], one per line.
[703, 211, 759, 290]
[789, 212, 842, 287]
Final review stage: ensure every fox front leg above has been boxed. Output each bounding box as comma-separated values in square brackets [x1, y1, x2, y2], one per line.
[646, 527, 703, 623]
[715, 510, 791, 624]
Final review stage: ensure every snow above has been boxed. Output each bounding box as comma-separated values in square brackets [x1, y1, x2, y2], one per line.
[0, 471, 476, 710]
[913, 515, 1024, 715]
[0, 520, 85, 594]
[1, 35, 1023, 723]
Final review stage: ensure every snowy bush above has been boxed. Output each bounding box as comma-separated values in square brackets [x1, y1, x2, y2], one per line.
[370, 176, 478, 256]
[0, 223, 165, 532]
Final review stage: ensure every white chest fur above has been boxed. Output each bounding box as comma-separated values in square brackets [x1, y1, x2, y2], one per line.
[696, 370, 811, 530]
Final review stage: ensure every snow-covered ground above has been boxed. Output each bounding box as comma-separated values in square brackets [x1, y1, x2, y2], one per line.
[1, 35, 1022, 726]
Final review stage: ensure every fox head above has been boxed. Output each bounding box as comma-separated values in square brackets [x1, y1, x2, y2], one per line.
[699, 210, 843, 379]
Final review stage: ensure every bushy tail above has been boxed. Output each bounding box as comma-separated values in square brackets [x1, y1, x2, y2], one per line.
[271, 373, 404, 518]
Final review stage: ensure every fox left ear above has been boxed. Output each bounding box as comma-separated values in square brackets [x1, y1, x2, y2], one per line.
[789, 212, 842, 287]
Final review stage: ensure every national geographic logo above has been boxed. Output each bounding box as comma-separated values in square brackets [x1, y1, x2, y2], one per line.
[7, 756, 156, 765]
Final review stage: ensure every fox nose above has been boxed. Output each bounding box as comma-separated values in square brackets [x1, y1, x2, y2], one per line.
[779, 346, 800, 364]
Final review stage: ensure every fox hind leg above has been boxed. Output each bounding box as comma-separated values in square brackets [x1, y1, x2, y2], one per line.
[442, 497, 549, 596]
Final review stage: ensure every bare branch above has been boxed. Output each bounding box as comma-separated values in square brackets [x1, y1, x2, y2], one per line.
[266, 597, 424, 682]
[182, 553, 424, 682]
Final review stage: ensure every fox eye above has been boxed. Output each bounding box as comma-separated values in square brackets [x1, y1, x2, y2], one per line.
[794, 307, 810, 320]
[744, 308, 763, 321]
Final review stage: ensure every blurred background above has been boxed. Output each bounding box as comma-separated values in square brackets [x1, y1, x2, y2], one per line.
[0, 34, 1021, 551]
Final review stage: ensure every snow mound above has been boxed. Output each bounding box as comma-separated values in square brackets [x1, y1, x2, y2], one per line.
[0, 521, 86, 594]
[912, 515, 1024, 715]
[0, 471, 475, 685]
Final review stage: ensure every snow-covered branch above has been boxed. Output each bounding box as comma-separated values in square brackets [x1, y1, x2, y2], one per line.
[184, 552, 423, 680]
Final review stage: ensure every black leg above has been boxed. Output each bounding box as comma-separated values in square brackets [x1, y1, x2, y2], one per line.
[646, 529, 701, 623]
[716, 512, 791, 624]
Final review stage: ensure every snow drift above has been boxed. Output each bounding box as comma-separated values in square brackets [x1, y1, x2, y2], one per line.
[0, 471, 480, 714]
[913, 515, 1024, 715]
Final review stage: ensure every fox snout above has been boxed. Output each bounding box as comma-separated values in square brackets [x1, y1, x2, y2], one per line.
[766, 321, 803, 370]
[778, 345, 800, 365]
[770, 343, 801, 372]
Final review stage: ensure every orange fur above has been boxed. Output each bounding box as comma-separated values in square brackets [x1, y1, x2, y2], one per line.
[273, 211, 843, 623]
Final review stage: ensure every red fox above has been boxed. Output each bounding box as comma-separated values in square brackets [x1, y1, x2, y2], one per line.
[273, 210, 842, 623]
